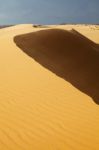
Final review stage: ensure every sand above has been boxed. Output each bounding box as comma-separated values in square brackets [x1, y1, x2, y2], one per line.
[0, 24, 99, 150]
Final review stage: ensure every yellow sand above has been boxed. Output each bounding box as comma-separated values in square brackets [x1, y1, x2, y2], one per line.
[0, 24, 99, 150]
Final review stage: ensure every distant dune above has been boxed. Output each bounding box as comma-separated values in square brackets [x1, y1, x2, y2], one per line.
[14, 28, 99, 104]
[0, 24, 99, 150]
[0, 25, 13, 29]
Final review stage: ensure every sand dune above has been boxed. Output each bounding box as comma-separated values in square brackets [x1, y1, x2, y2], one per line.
[0, 24, 99, 150]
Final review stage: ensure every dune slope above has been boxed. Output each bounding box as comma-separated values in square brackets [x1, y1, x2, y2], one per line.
[0, 24, 99, 150]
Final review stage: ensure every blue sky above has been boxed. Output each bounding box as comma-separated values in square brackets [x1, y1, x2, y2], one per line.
[0, 0, 99, 24]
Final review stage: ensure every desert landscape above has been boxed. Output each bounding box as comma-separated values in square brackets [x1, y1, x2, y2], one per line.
[0, 24, 99, 150]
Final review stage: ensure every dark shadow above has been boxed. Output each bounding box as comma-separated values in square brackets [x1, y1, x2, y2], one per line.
[14, 29, 99, 104]
[33, 24, 48, 28]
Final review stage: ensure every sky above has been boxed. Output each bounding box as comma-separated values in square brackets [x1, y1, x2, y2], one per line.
[0, 0, 99, 25]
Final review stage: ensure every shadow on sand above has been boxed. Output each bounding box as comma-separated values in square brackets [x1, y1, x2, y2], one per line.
[14, 29, 99, 105]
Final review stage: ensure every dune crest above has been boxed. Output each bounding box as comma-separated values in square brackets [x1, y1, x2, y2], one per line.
[14, 29, 99, 104]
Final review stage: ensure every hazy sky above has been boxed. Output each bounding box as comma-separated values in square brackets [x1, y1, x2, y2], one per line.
[0, 0, 99, 24]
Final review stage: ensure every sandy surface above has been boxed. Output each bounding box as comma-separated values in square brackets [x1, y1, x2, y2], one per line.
[0, 24, 99, 150]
